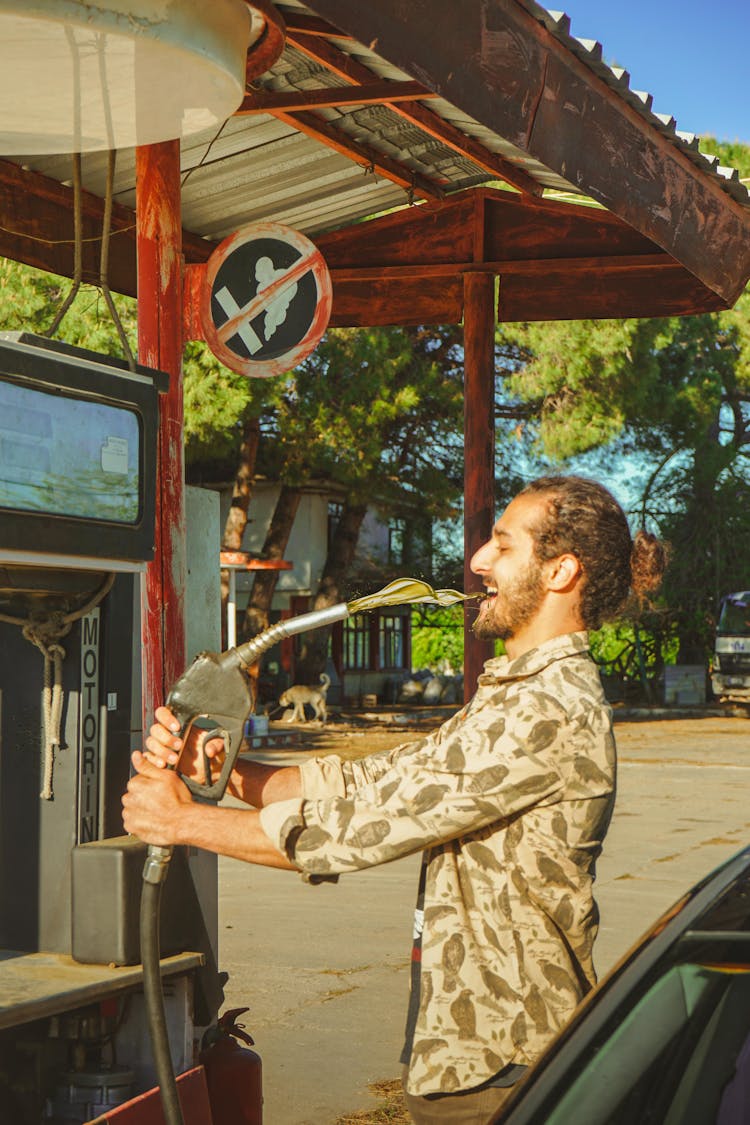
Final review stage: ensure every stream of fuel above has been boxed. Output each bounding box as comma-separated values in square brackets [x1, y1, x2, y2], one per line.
[347, 577, 482, 614]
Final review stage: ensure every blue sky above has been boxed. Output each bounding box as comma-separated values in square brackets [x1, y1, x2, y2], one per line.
[556, 0, 749, 143]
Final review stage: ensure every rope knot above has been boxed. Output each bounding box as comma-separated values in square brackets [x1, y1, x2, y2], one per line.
[8, 573, 115, 802]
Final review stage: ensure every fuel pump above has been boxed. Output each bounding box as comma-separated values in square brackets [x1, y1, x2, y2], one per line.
[0, 334, 222, 1123]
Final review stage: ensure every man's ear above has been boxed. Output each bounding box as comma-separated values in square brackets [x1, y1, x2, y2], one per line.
[545, 553, 581, 592]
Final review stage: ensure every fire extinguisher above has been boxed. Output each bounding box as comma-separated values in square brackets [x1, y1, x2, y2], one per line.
[200, 1007, 263, 1124]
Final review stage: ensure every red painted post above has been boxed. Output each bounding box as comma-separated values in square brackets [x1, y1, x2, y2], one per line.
[136, 139, 186, 729]
[463, 271, 496, 702]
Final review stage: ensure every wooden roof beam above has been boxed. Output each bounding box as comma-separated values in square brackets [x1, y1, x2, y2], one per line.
[236, 80, 436, 114]
[287, 29, 542, 197]
[305, 0, 750, 303]
[0, 158, 211, 298]
[325, 267, 726, 329]
[329, 252, 683, 283]
[279, 10, 353, 40]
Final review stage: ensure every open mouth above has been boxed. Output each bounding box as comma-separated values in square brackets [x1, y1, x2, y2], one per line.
[478, 586, 497, 614]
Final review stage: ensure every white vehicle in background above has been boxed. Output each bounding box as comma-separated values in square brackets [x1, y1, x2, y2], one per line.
[712, 591, 750, 701]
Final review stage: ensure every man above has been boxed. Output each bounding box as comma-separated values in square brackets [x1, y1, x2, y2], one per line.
[123, 475, 667, 1124]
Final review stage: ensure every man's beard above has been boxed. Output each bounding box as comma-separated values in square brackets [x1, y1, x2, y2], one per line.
[472, 560, 546, 642]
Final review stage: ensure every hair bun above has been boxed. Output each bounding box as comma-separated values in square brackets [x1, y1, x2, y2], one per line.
[631, 530, 669, 596]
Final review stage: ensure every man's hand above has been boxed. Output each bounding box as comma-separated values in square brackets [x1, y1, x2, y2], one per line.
[122, 751, 194, 846]
[142, 705, 225, 784]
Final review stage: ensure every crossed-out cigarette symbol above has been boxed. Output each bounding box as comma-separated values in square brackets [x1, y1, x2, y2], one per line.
[214, 248, 319, 355]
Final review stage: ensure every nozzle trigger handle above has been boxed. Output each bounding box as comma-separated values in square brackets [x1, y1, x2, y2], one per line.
[179, 725, 241, 802]
[165, 649, 252, 803]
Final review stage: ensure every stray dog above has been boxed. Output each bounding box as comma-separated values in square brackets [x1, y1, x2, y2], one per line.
[279, 673, 331, 724]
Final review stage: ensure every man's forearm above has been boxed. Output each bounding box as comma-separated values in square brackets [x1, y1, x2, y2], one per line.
[176, 801, 297, 869]
[227, 758, 302, 807]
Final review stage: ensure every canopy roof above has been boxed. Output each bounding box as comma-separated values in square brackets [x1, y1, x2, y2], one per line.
[1, 0, 748, 322]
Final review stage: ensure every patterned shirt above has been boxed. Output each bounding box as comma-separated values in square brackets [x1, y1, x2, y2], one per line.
[259, 632, 616, 1096]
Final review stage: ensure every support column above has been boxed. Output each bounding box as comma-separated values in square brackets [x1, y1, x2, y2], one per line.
[136, 139, 186, 729]
[463, 271, 496, 702]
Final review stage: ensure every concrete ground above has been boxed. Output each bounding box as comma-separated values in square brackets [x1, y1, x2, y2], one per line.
[217, 713, 750, 1124]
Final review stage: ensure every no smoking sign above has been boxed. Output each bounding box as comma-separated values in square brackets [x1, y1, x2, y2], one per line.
[200, 221, 332, 378]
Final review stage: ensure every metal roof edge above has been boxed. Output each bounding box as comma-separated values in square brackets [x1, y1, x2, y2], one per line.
[523, 0, 749, 207]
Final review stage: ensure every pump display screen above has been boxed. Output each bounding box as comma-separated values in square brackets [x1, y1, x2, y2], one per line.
[0, 380, 141, 523]
[0, 333, 162, 565]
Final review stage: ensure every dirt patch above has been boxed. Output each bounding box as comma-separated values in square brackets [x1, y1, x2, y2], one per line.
[335, 1079, 409, 1124]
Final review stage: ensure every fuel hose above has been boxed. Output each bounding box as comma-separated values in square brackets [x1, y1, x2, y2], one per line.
[141, 844, 182, 1125]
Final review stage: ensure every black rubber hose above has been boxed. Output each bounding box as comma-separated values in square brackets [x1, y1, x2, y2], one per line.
[140, 876, 184, 1125]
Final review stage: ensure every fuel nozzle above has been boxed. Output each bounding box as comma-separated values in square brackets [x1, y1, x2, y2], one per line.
[230, 602, 350, 671]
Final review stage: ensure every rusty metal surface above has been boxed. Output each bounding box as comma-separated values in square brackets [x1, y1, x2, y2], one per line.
[136, 141, 187, 726]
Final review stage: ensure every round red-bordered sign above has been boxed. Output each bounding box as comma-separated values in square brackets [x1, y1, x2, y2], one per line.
[200, 221, 332, 378]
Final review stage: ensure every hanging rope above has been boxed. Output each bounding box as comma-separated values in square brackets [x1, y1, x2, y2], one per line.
[42, 149, 136, 370]
[181, 118, 228, 190]
[22, 623, 68, 801]
[99, 149, 136, 371]
[0, 572, 116, 800]
[44, 152, 83, 338]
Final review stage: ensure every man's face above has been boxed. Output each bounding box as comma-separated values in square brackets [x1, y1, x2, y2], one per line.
[469, 493, 547, 642]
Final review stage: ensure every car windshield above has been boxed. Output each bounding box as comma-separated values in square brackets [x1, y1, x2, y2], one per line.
[542, 960, 750, 1125]
[502, 859, 750, 1125]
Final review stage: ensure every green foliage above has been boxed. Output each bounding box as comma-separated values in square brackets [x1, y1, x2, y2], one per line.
[700, 137, 750, 180]
[411, 605, 464, 672]
[501, 317, 665, 460]
[590, 619, 678, 677]
[0, 258, 137, 357]
[183, 343, 252, 448]
[260, 325, 465, 517]
[182, 341, 276, 465]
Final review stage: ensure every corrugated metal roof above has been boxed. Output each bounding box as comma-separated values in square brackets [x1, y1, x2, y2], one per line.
[3, 0, 748, 255]
[268, 1, 579, 194]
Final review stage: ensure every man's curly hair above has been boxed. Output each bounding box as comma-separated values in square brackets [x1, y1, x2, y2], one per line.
[520, 476, 668, 630]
